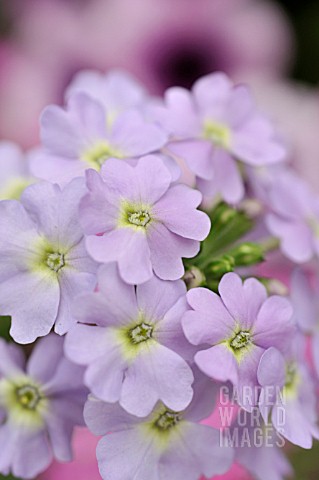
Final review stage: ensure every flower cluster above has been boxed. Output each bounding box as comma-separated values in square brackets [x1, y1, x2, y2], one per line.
[0, 69, 318, 480]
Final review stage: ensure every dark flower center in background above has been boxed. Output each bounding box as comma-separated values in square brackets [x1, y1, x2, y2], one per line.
[152, 36, 222, 91]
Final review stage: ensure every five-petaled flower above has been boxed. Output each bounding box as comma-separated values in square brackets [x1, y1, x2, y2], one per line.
[0, 335, 87, 479]
[80, 155, 210, 284]
[83, 370, 233, 480]
[0, 178, 97, 343]
[182, 272, 295, 409]
[65, 264, 195, 417]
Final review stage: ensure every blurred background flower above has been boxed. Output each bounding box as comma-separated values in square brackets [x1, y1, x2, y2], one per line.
[1, 0, 318, 193]
[0, 0, 293, 148]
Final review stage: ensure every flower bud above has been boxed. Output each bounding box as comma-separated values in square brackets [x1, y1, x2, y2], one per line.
[230, 242, 264, 266]
[208, 255, 235, 277]
[183, 267, 206, 289]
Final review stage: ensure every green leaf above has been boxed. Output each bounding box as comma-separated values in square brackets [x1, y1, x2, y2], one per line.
[0, 474, 24, 480]
[289, 442, 319, 479]
[0, 316, 12, 341]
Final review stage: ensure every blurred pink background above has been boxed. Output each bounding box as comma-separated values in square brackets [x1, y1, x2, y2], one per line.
[0, 0, 294, 148]
[2, 0, 318, 192]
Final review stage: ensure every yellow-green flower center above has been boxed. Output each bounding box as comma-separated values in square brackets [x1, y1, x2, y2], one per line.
[229, 331, 251, 350]
[0, 177, 32, 200]
[141, 405, 184, 450]
[16, 384, 42, 410]
[128, 210, 151, 227]
[0, 376, 48, 428]
[28, 237, 68, 275]
[46, 252, 65, 272]
[285, 364, 296, 387]
[118, 201, 153, 230]
[153, 410, 181, 432]
[129, 322, 153, 344]
[282, 363, 300, 400]
[203, 120, 231, 149]
[115, 313, 157, 362]
[82, 141, 123, 170]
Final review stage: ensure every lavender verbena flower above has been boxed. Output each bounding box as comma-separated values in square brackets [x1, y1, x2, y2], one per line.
[0, 178, 97, 343]
[30, 89, 168, 184]
[227, 410, 292, 480]
[0, 334, 87, 479]
[65, 264, 195, 417]
[152, 72, 286, 204]
[65, 69, 148, 114]
[182, 272, 295, 409]
[257, 343, 319, 448]
[79, 155, 210, 284]
[266, 170, 319, 263]
[290, 268, 319, 377]
[0, 141, 34, 200]
[83, 370, 233, 480]
[64, 69, 180, 181]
